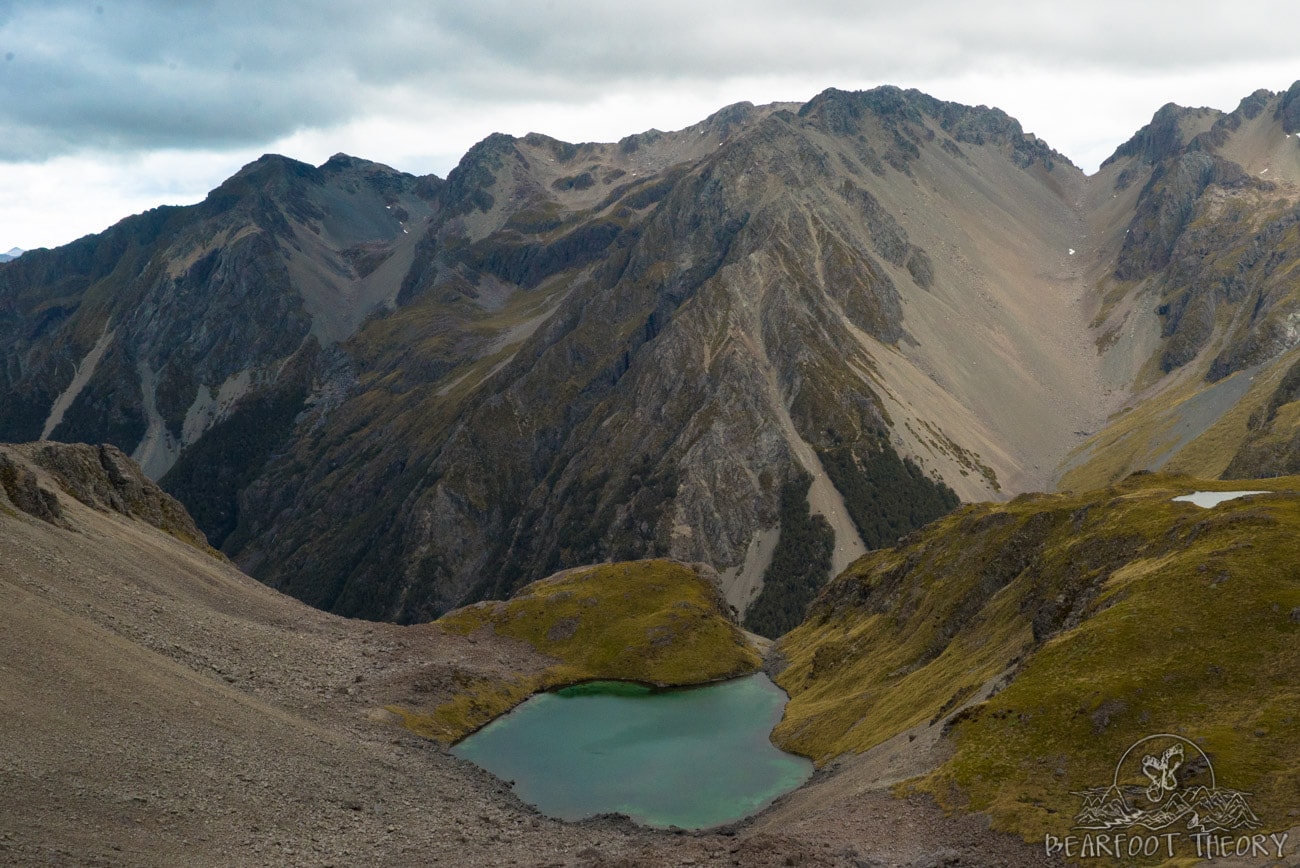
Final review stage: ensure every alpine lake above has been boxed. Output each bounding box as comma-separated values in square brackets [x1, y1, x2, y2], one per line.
[451, 673, 812, 830]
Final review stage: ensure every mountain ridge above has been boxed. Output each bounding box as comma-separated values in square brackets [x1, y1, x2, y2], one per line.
[5, 81, 1300, 627]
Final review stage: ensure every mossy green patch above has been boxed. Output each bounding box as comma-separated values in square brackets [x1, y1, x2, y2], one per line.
[393, 559, 761, 743]
[743, 470, 834, 639]
[773, 473, 1300, 850]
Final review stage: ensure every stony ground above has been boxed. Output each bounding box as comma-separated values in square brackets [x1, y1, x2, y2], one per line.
[0, 465, 1056, 867]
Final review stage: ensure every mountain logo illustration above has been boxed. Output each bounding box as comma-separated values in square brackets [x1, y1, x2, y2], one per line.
[1072, 734, 1262, 834]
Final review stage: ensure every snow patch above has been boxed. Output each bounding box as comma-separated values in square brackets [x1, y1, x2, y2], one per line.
[1172, 490, 1269, 508]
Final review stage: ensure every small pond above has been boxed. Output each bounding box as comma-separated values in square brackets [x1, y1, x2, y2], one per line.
[451, 673, 812, 830]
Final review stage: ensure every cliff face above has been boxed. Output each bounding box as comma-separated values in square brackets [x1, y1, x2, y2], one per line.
[0, 154, 436, 480]
[227, 88, 1094, 622]
[8, 83, 1300, 623]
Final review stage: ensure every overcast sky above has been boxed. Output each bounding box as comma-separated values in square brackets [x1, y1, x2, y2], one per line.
[2, 0, 1298, 252]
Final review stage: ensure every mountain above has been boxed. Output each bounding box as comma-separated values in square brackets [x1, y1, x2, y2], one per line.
[233, 89, 1066, 624]
[0, 247, 21, 262]
[0, 154, 436, 472]
[5, 82, 1300, 629]
[1059, 82, 1300, 487]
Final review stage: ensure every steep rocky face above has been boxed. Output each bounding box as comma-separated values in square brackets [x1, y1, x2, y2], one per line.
[12, 82, 1300, 626]
[0, 153, 436, 482]
[1109, 94, 1295, 378]
[0, 441, 207, 548]
[230, 88, 1099, 622]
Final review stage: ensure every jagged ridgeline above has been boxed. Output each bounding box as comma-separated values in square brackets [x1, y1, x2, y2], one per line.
[0, 87, 991, 624]
[8, 81, 1300, 625]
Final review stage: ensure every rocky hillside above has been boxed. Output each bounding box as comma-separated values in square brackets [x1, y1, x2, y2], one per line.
[0, 153, 436, 479]
[774, 473, 1300, 855]
[0, 440, 206, 546]
[237, 89, 1094, 624]
[6, 82, 1300, 628]
[2, 442, 1049, 866]
[1060, 82, 1300, 489]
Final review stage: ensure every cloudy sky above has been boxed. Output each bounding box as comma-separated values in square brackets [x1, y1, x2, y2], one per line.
[2, 0, 1297, 252]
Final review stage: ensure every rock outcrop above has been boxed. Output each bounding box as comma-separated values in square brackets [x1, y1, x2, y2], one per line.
[0, 442, 208, 549]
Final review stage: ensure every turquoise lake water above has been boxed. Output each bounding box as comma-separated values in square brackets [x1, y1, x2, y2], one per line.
[451, 673, 812, 829]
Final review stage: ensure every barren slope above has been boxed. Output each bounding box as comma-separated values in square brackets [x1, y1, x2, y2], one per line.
[0, 444, 1049, 866]
[1060, 82, 1300, 489]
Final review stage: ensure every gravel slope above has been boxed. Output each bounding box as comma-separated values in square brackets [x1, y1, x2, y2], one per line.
[0, 450, 1054, 867]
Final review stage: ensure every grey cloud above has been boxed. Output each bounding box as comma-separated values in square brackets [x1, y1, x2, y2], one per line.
[2, 0, 1297, 162]
[1, 0, 398, 160]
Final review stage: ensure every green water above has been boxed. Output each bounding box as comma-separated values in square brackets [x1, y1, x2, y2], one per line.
[451, 673, 812, 829]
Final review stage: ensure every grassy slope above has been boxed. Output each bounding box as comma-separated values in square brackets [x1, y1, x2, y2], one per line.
[390, 559, 761, 743]
[774, 473, 1300, 844]
[1058, 355, 1295, 493]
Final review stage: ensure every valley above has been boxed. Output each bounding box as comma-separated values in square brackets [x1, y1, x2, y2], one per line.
[0, 442, 1049, 866]
[4, 80, 1300, 866]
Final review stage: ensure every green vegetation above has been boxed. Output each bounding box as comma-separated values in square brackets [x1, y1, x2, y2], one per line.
[773, 473, 1300, 848]
[743, 471, 834, 639]
[390, 559, 761, 743]
[817, 432, 959, 550]
[1060, 353, 1294, 492]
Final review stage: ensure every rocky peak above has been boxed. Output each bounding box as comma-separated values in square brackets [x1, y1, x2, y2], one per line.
[796, 86, 1068, 172]
[438, 132, 522, 217]
[698, 100, 760, 136]
[213, 153, 325, 196]
[1276, 80, 1300, 133]
[1102, 102, 1204, 168]
[797, 86, 924, 135]
[320, 152, 372, 173]
[0, 442, 209, 550]
[1232, 87, 1275, 121]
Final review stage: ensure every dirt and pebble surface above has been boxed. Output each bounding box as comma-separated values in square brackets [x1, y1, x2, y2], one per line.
[0, 452, 1055, 866]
